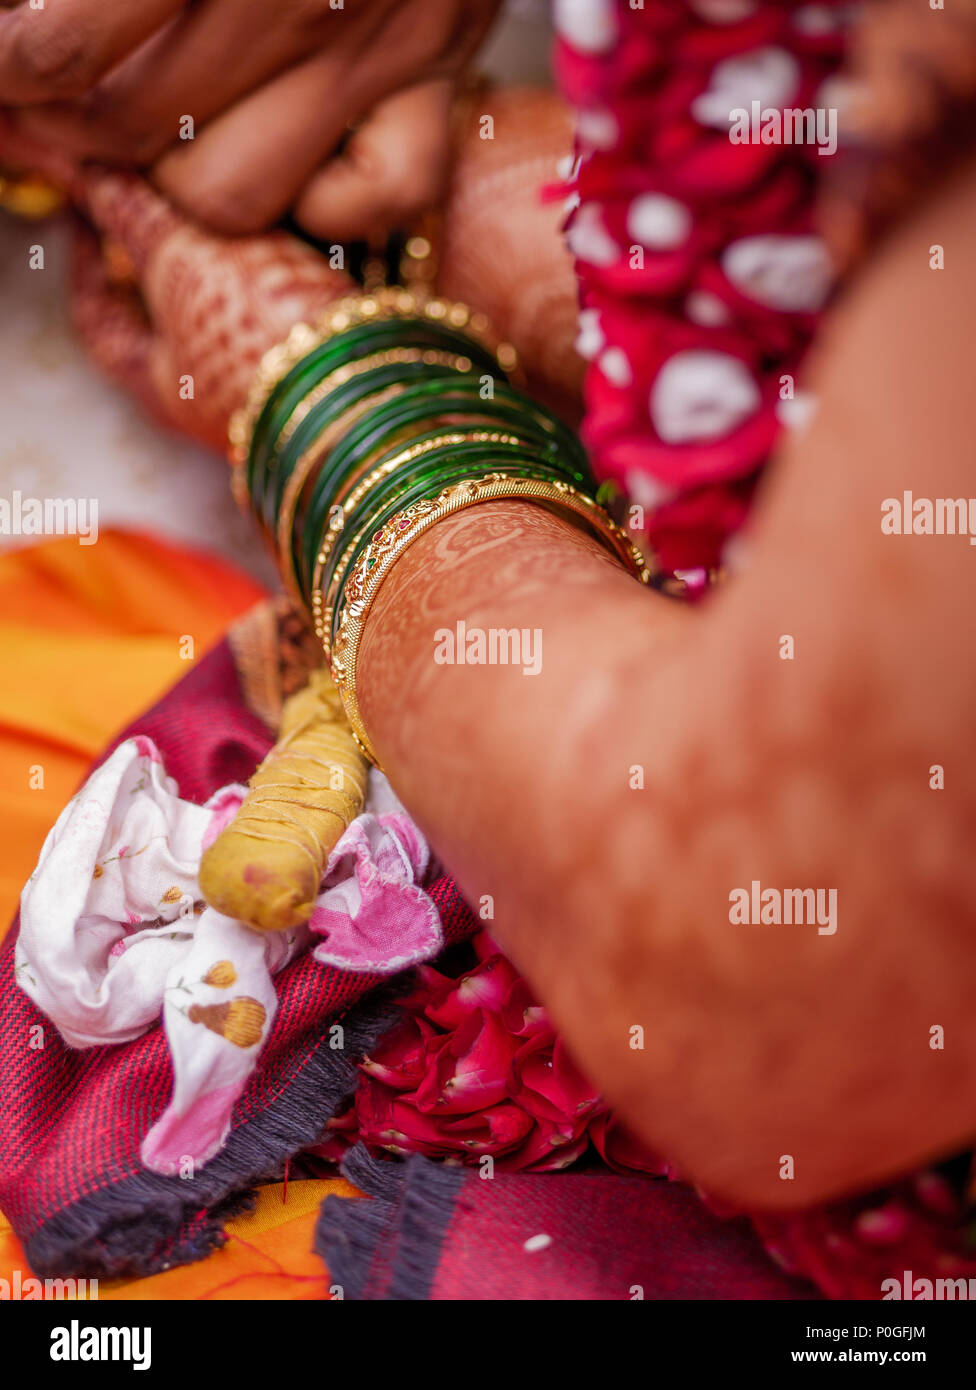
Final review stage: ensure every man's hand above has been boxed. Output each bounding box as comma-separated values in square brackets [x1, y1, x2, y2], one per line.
[0, 0, 500, 239]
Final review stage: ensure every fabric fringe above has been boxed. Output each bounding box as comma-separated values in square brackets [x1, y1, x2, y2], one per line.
[317, 1144, 466, 1300]
[387, 1156, 467, 1301]
[318, 1191, 397, 1302]
[25, 992, 402, 1280]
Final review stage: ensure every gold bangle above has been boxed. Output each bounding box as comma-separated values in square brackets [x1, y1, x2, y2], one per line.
[311, 431, 527, 657]
[227, 285, 517, 466]
[329, 473, 654, 768]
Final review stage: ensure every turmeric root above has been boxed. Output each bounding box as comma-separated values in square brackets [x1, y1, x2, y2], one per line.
[199, 668, 368, 932]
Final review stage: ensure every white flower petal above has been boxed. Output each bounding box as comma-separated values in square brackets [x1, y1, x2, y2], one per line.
[577, 108, 619, 150]
[722, 234, 833, 312]
[691, 47, 801, 130]
[553, 0, 618, 54]
[685, 290, 733, 327]
[566, 204, 621, 268]
[575, 308, 605, 360]
[650, 350, 761, 444]
[599, 346, 633, 387]
[626, 193, 692, 250]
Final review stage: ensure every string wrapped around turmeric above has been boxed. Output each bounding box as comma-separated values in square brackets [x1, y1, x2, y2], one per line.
[199, 667, 368, 932]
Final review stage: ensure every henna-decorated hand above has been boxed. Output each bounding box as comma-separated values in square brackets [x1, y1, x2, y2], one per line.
[68, 169, 353, 453]
[2, 86, 581, 451]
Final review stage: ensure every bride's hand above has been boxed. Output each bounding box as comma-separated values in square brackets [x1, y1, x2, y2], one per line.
[68, 169, 354, 453]
[1, 86, 581, 451]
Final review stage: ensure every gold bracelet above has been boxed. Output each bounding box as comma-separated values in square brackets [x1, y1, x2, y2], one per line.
[328, 473, 654, 767]
[0, 168, 65, 218]
[228, 286, 517, 467]
[311, 432, 527, 657]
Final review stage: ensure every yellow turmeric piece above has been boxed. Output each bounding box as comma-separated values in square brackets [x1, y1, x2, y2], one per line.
[199, 668, 368, 932]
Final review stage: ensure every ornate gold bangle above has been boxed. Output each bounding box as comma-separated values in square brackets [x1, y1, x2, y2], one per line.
[311, 431, 527, 657]
[329, 473, 654, 767]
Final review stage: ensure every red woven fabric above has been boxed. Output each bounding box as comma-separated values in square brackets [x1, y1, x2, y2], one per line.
[0, 639, 477, 1278]
[317, 1145, 817, 1300]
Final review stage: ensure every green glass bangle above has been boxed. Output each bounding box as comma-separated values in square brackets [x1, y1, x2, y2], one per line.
[235, 299, 621, 652]
[339, 437, 555, 556]
[250, 313, 493, 461]
[256, 350, 474, 524]
[297, 387, 587, 603]
[314, 372, 590, 483]
[327, 457, 577, 653]
[264, 358, 477, 536]
[296, 375, 591, 582]
[310, 431, 551, 614]
[326, 449, 567, 619]
[248, 318, 503, 504]
[313, 386, 574, 517]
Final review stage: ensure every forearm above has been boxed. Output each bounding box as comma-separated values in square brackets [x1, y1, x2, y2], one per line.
[357, 498, 856, 1208]
[358, 498, 975, 1211]
[357, 161, 976, 1208]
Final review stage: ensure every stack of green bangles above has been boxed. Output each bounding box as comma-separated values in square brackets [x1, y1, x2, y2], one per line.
[230, 286, 653, 764]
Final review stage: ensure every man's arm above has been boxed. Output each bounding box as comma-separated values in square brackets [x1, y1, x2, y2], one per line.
[357, 156, 976, 1209]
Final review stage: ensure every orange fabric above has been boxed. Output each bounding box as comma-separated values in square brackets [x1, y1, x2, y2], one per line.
[0, 529, 266, 930]
[0, 528, 361, 1299]
[0, 1179, 362, 1301]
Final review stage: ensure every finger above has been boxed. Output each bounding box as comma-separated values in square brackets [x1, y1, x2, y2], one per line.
[10, 0, 338, 164]
[70, 219, 173, 426]
[0, 108, 85, 199]
[151, 50, 380, 235]
[0, 0, 184, 103]
[293, 79, 453, 244]
[78, 165, 190, 274]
